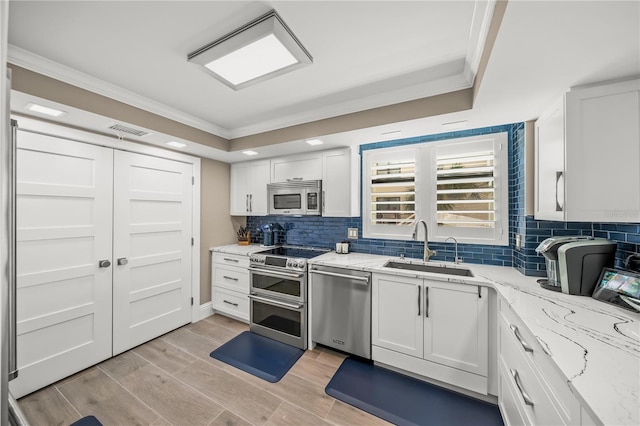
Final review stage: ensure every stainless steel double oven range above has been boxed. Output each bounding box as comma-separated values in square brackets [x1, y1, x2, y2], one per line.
[249, 246, 329, 349]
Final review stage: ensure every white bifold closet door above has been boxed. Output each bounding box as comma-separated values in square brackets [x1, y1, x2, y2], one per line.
[112, 151, 192, 355]
[11, 131, 193, 398]
[11, 131, 114, 398]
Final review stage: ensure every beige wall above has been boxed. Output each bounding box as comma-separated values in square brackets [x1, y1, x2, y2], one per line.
[199, 158, 245, 303]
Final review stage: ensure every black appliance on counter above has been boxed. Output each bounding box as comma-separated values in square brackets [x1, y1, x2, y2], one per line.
[248, 245, 330, 349]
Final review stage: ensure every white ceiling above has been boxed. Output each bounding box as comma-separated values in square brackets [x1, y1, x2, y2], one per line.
[6, 1, 640, 163]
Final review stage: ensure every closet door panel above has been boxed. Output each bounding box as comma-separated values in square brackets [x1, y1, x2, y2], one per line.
[10, 131, 113, 398]
[112, 151, 193, 355]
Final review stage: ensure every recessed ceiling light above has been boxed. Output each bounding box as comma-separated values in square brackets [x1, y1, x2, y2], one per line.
[166, 141, 186, 148]
[306, 139, 323, 146]
[442, 120, 468, 131]
[187, 10, 312, 90]
[242, 150, 258, 156]
[25, 103, 66, 117]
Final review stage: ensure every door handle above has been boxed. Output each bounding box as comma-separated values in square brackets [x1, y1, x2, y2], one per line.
[117, 257, 128, 266]
[99, 259, 111, 268]
[425, 286, 429, 317]
[417, 286, 421, 316]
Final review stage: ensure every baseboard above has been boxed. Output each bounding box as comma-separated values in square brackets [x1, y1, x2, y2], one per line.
[197, 302, 214, 321]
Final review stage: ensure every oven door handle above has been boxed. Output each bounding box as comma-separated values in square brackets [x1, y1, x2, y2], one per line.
[249, 266, 305, 279]
[249, 293, 304, 310]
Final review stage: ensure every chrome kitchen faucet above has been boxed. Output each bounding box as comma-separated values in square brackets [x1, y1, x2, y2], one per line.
[412, 219, 437, 262]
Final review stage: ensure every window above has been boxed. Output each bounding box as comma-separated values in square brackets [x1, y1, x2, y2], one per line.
[363, 147, 418, 240]
[363, 132, 509, 245]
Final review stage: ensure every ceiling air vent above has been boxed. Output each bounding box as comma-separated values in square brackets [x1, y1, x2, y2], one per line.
[108, 123, 151, 137]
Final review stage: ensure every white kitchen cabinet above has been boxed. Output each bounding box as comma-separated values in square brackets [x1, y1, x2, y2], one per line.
[322, 147, 360, 217]
[497, 295, 581, 425]
[535, 78, 640, 222]
[372, 273, 490, 394]
[230, 160, 270, 216]
[211, 252, 250, 322]
[270, 151, 323, 183]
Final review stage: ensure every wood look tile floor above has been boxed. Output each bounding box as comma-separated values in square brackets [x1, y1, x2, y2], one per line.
[18, 315, 392, 426]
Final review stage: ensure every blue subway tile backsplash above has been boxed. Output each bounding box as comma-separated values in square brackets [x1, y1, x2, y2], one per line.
[247, 122, 640, 276]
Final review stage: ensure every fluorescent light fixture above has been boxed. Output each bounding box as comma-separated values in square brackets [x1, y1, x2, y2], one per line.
[26, 102, 66, 117]
[442, 120, 468, 131]
[188, 10, 312, 90]
[242, 150, 258, 156]
[306, 138, 323, 146]
[166, 141, 186, 148]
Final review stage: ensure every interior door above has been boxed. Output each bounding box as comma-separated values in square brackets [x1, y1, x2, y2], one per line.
[112, 151, 193, 355]
[10, 131, 113, 398]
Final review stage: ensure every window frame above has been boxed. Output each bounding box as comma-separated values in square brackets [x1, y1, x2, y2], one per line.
[362, 132, 509, 246]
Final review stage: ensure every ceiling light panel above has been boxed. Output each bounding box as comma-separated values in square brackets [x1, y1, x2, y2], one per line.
[188, 10, 312, 90]
[26, 103, 66, 117]
[166, 141, 186, 148]
[306, 139, 323, 146]
[242, 150, 258, 156]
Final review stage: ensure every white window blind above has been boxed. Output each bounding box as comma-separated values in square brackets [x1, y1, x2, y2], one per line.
[370, 159, 416, 225]
[436, 150, 496, 228]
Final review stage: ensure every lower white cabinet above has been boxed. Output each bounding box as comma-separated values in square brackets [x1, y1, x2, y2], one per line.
[211, 252, 250, 322]
[497, 295, 581, 425]
[372, 273, 489, 394]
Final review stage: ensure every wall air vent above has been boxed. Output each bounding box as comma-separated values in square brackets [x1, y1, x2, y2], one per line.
[108, 123, 151, 137]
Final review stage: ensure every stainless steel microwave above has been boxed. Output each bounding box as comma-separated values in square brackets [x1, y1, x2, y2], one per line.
[267, 179, 322, 216]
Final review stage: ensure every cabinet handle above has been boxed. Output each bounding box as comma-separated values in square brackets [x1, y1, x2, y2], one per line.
[322, 190, 325, 214]
[98, 259, 111, 268]
[117, 257, 128, 266]
[510, 368, 534, 407]
[222, 275, 238, 281]
[555, 171, 564, 212]
[510, 324, 534, 353]
[246, 194, 249, 212]
[286, 177, 303, 181]
[425, 286, 429, 317]
[249, 194, 253, 212]
[223, 300, 239, 307]
[417, 286, 421, 316]
[223, 257, 239, 263]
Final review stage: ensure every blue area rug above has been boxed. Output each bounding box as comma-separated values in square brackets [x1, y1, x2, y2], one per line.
[326, 357, 504, 426]
[210, 331, 304, 383]
[70, 416, 103, 426]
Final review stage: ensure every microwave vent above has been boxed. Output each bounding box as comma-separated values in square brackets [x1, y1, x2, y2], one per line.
[108, 123, 151, 137]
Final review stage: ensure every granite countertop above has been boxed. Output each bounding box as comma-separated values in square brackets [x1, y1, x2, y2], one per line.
[308, 252, 640, 426]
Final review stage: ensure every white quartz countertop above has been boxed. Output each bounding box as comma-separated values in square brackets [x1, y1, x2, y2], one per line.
[308, 252, 640, 426]
[209, 243, 265, 256]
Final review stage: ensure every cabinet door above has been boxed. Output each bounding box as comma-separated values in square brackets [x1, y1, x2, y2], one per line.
[565, 79, 640, 222]
[322, 148, 359, 217]
[372, 274, 424, 358]
[423, 281, 488, 376]
[248, 160, 270, 215]
[535, 97, 565, 221]
[271, 152, 323, 183]
[230, 162, 250, 215]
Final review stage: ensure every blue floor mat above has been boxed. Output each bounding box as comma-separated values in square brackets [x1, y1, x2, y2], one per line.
[210, 331, 304, 383]
[326, 357, 504, 426]
[70, 416, 103, 426]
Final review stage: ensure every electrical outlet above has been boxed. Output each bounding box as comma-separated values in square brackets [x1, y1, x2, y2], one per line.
[515, 234, 522, 251]
[348, 228, 358, 239]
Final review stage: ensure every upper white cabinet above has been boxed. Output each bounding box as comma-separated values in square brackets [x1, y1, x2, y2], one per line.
[322, 148, 360, 217]
[271, 152, 323, 183]
[535, 78, 640, 222]
[230, 148, 360, 217]
[230, 160, 270, 216]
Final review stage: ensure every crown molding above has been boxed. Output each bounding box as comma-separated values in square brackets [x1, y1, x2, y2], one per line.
[463, 0, 498, 85]
[7, 44, 231, 139]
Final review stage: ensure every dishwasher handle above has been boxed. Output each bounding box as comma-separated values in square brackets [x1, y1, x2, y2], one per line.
[310, 268, 370, 284]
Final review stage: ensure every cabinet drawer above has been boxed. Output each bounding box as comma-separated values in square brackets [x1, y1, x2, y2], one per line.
[499, 315, 565, 426]
[213, 265, 249, 293]
[499, 298, 580, 423]
[498, 359, 529, 426]
[213, 288, 249, 322]
[212, 253, 249, 268]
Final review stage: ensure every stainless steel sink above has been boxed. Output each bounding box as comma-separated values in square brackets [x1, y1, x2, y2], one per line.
[383, 261, 474, 277]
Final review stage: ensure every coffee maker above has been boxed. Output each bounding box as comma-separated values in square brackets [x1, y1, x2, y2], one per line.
[536, 236, 617, 295]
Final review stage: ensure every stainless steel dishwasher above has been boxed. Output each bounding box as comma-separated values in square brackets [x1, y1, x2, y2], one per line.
[309, 265, 372, 359]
